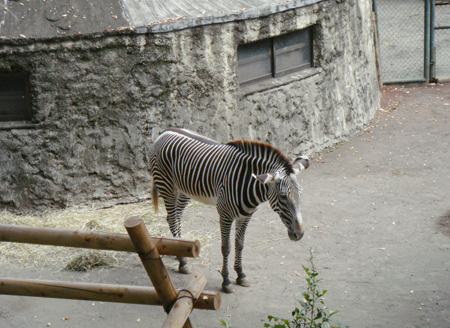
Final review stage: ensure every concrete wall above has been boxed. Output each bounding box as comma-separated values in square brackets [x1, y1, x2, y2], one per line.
[0, 0, 379, 210]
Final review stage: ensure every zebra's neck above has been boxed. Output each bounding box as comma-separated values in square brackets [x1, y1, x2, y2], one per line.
[227, 139, 292, 174]
[226, 142, 289, 211]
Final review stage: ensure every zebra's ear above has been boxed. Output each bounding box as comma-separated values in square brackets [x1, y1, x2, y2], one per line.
[292, 156, 309, 175]
[252, 173, 278, 184]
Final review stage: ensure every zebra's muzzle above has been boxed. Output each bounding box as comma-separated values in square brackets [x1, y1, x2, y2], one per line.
[288, 227, 304, 241]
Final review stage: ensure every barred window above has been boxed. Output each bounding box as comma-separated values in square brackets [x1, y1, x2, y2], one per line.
[0, 73, 32, 122]
[238, 28, 313, 86]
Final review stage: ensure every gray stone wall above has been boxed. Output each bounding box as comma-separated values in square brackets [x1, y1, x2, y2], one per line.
[0, 0, 379, 211]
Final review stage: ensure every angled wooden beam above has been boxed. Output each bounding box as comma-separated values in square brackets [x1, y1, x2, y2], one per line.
[162, 273, 207, 328]
[124, 216, 194, 328]
[125, 216, 178, 310]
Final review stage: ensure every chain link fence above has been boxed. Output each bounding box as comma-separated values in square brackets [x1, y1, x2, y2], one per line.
[435, 3, 450, 79]
[375, 0, 450, 83]
[376, 0, 425, 83]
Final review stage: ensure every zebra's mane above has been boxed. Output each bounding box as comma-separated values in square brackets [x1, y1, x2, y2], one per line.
[227, 139, 293, 174]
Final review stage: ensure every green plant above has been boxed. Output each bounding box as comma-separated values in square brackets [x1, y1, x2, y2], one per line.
[219, 318, 233, 328]
[219, 248, 347, 328]
[264, 248, 347, 328]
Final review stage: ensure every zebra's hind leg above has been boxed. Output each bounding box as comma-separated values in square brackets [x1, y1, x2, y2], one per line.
[234, 217, 251, 287]
[175, 194, 191, 274]
[162, 192, 191, 274]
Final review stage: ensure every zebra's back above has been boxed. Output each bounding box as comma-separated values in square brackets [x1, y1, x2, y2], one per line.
[150, 128, 239, 205]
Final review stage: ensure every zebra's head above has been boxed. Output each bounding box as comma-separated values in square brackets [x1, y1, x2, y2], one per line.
[253, 156, 309, 241]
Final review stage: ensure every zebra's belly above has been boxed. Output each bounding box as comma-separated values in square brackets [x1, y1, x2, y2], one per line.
[184, 192, 218, 206]
[173, 176, 218, 206]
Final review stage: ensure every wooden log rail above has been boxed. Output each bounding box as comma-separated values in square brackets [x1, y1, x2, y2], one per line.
[0, 278, 220, 311]
[0, 224, 200, 258]
[0, 217, 221, 328]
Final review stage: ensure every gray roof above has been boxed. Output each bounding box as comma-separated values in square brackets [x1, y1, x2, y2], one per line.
[0, 0, 321, 40]
[125, 0, 322, 33]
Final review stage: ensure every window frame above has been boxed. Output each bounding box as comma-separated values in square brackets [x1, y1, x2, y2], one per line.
[0, 72, 33, 123]
[237, 27, 313, 87]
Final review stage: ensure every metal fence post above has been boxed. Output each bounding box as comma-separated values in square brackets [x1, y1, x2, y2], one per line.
[425, 0, 431, 82]
[430, 0, 437, 81]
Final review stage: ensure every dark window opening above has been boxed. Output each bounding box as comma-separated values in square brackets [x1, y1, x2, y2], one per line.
[238, 28, 313, 86]
[0, 73, 32, 122]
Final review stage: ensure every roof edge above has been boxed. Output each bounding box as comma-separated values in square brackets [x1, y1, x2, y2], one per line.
[137, 0, 323, 34]
[0, 0, 323, 45]
[0, 27, 135, 47]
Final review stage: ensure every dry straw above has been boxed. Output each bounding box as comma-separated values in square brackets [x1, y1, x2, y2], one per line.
[0, 201, 214, 271]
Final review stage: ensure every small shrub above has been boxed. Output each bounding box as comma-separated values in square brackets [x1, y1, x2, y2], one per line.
[219, 318, 233, 328]
[264, 248, 347, 328]
[219, 248, 347, 328]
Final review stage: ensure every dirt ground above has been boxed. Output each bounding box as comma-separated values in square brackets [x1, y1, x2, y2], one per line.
[1, 83, 450, 328]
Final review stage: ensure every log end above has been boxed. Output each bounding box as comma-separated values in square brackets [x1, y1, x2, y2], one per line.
[124, 216, 144, 229]
[210, 292, 221, 311]
[196, 291, 221, 311]
[192, 240, 201, 258]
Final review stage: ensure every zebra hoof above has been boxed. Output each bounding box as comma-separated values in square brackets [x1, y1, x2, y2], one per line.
[236, 276, 251, 287]
[179, 265, 191, 275]
[222, 283, 235, 294]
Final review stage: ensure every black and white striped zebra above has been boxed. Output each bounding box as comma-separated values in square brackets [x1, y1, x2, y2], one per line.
[149, 128, 309, 293]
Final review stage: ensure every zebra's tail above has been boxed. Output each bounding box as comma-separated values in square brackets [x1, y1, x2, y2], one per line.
[150, 175, 159, 213]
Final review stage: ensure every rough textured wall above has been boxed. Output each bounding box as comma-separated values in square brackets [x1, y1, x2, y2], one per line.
[0, 0, 379, 210]
[232, 0, 378, 155]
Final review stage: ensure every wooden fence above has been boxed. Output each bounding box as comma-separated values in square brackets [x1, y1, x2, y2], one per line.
[0, 216, 221, 328]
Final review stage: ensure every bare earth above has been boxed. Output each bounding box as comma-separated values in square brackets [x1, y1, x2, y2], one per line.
[1, 83, 450, 328]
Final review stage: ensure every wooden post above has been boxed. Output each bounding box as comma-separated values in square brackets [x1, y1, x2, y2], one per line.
[125, 217, 194, 328]
[372, 11, 383, 90]
[125, 217, 177, 310]
[0, 224, 200, 258]
[162, 273, 207, 328]
[0, 278, 220, 310]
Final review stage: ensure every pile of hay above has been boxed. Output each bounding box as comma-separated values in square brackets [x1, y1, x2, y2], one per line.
[0, 201, 214, 271]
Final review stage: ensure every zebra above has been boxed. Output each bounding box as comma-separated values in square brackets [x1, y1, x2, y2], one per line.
[149, 128, 309, 293]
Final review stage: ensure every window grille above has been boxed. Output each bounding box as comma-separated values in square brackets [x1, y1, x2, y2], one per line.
[0, 73, 32, 122]
[238, 28, 313, 86]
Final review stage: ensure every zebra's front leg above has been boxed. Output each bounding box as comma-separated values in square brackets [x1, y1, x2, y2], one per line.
[234, 217, 251, 287]
[219, 219, 235, 293]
